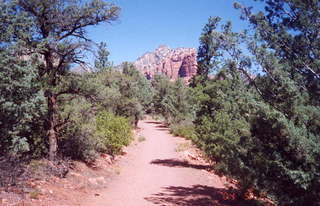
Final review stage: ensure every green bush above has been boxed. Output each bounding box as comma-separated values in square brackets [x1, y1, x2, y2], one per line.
[96, 111, 132, 155]
[151, 76, 195, 125]
[194, 70, 320, 204]
[60, 124, 98, 163]
[58, 68, 145, 162]
[59, 97, 98, 163]
[170, 121, 197, 140]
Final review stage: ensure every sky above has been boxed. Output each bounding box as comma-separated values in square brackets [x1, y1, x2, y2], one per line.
[87, 0, 265, 65]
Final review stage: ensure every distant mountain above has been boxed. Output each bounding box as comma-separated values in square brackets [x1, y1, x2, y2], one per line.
[133, 45, 197, 82]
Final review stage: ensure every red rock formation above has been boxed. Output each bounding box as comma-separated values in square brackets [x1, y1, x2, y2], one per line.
[133, 45, 197, 82]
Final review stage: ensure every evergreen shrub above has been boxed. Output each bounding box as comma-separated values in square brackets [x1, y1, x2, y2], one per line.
[96, 111, 132, 155]
[170, 120, 197, 140]
[59, 98, 98, 163]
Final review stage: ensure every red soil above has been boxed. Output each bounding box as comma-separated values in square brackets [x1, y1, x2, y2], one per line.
[81, 120, 233, 206]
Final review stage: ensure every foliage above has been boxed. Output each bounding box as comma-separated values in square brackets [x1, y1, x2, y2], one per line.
[170, 120, 197, 140]
[0, 49, 46, 157]
[194, 69, 252, 173]
[95, 42, 111, 72]
[92, 63, 153, 126]
[95, 111, 132, 156]
[248, 102, 320, 205]
[57, 62, 153, 160]
[121, 62, 154, 113]
[57, 63, 152, 161]
[193, 3, 320, 204]
[151, 75, 195, 124]
[195, 68, 320, 204]
[244, 0, 320, 104]
[190, 17, 222, 86]
[0, 0, 120, 160]
[59, 97, 98, 163]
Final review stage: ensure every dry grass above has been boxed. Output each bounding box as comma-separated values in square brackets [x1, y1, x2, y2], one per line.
[138, 136, 146, 142]
[175, 142, 192, 152]
[29, 190, 41, 199]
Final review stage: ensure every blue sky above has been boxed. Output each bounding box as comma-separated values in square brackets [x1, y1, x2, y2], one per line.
[87, 0, 265, 65]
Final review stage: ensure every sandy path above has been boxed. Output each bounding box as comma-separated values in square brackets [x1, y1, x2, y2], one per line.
[81, 120, 234, 206]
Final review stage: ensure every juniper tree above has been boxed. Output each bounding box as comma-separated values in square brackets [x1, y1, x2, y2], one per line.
[0, 2, 46, 157]
[190, 17, 222, 87]
[242, 1, 320, 204]
[2, 0, 120, 160]
[194, 1, 320, 204]
[0, 49, 45, 156]
[151, 75, 193, 124]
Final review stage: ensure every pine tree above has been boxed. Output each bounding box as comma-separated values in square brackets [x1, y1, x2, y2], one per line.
[241, 0, 320, 104]
[95, 42, 111, 72]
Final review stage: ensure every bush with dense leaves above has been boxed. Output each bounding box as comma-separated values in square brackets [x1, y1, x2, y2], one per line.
[95, 111, 132, 156]
[57, 65, 150, 161]
[0, 51, 46, 157]
[94, 64, 153, 127]
[193, 19, 320, 204]
[170, 120, 197, 140]
[59, 97, 98, 163]
[151, 76, 195, 125]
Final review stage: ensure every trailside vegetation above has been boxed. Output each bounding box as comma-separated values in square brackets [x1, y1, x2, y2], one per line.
[1, 0, 319, 204]
[0, 0, 120, 161]
[0, 0, 153, 165]
[191, 0, 320, 205]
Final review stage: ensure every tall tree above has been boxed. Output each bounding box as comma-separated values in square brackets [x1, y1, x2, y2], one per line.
[190, 17, 222, 87]
[3, 0, 120, 160]
[237, 0, 320, 104]
[94, 42, 110, 71]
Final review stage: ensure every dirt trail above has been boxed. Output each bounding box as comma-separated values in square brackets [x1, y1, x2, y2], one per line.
[81, 120, 233, 206]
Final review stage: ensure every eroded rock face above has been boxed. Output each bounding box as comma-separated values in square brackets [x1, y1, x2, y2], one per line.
[134, 45, 197, 82]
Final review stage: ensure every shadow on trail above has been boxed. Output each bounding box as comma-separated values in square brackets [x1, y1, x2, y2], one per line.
[154, 124, 170, 132]
[150, 158, 211, 170]
[145, 121, 162, 124]
[155, 125, 167, 129]
[144, 121, 170, 131]
[144, 185, 248, 206]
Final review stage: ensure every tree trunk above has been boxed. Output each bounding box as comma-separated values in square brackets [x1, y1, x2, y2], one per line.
[134, 114, 139, 128]
[47, 92, 58, 161]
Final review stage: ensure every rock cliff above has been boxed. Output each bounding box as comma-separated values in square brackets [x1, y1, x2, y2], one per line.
[133, 45, 197, 82]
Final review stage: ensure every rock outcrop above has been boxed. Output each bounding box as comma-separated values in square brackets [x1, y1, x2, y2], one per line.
[133, 45, 197, 82]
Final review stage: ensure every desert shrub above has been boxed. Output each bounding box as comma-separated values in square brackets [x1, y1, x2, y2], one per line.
[58, 67, 146, 161]
[246, 103, 320, 205]
[93, 66, 153, 127]
[194, 69, 320, 204]
[170, 120, 197, 140]
[191, 10, 320, 204]
[59, 97, 98, 163]
[95, 111, 132, 155]
[151, 76, 196, 125]
[60, 124, 98, 163]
